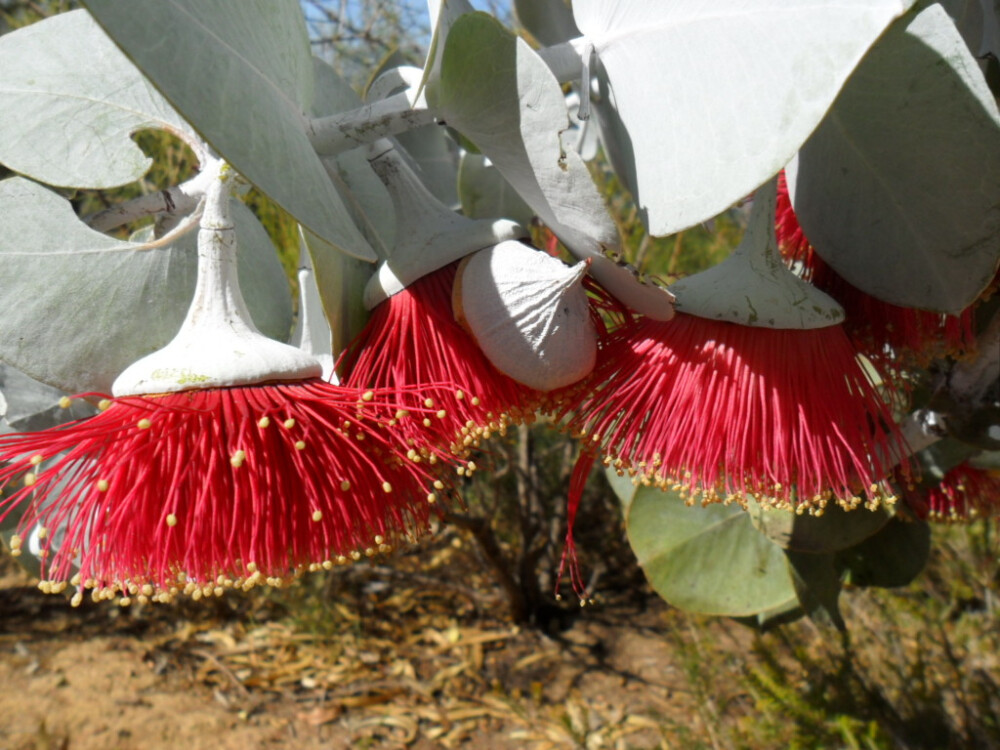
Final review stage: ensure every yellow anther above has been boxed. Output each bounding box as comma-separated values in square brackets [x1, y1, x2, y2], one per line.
[467, 461, 478, 472]
[283, 418, 296, 429]
[58, 396, 72, 409]
[71, 592, 83, 608]
[98, 398, 112, 411]
[295, 440, 306, 450]
[436, 409, 447, 419]
[433, 480, 444, 490]
[166, 513, 178, 527]
[361, 390, 375, 402]
[230, 450, 246, 468]
[471, 397, 481, 406]
[36, 526, 48, 540]
[374, 535, 384, 545]
[455, 390, 465, 400]
[395, 410, 410, 420]
[423, 398, 434, 408]
[350, 551, 361, 561]
[427, 493, 437, 504]
[311, 510, 323, 522]
[258, 416, 271, 428]
[23, 473, 36, 487]
[96, 479, 109, 492]
[423, 418, 432, 427]
[246, 561, 258, 573]
[137, 418, 152, 429]
[29, 454, 43, 466]
[340, 480, 351, 491]
[382, 481, 392, 493]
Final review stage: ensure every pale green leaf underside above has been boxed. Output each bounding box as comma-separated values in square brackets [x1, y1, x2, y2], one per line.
[749, 500, 892, 554]
[0, 10, 193, 189]
[625, 483, 798, 617]
[0, 178, 291, 394]
[81, 0, 376, 262]
[573, 0, 914, 236]
[788, 2, 1000, 313]
[457, 152, 534, 226]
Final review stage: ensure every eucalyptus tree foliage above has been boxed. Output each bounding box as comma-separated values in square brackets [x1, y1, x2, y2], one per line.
[0, 0, 998, 627]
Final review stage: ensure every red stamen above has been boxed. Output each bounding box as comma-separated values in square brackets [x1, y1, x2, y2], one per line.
[339, 262, 543, 455]
[0, 379, 448, 600]
[553, 314, 911, 510]
[917, 463, 1000, 522]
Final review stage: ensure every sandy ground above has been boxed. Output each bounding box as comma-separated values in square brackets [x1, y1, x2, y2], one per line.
[0, 557, 749, 750]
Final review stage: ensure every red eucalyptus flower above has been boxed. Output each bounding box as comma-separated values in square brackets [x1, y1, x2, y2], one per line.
[775, 172, 977, 369]
[916, 462, 1000, 522]
[0, 161, 448, 603]
[0, 381, 445, 603]
[553, 176, 910, 513]
[559, 314, 907, 510]
[343, 144, 617, 457]
[341, 260, 541, 456]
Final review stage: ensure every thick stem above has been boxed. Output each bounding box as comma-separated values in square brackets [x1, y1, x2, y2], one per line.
[307, 93, 436, 156]
[84, 169, 212, 233]
[536, 38, 589, 84]
[361, 140, 527, 307]
[179, 163, 258, 338]
[111, 159, 320, 396]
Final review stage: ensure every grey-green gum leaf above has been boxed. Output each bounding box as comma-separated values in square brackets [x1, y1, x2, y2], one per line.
[748, 498, 893, 554]
[312, 57, 395, 260]
[458, 152, 535, 226]
[421, 0, 477, 104]
[0, 10, 200, 188]
[787, 2, 1000, 313]
[301, 228, 371, 365]
[0, 177, 291, 394]
[514, 0, 581, 47]
[0, 364, 95, 434]
[81, 0, 376, 262]
[621, 475, 799, 617]
[570, 0, 916, 237]
[785, 551, 846, 631]
[668, 176, 845, 329]
[836, 517, 931, 588]
[435, 12, 675, 320]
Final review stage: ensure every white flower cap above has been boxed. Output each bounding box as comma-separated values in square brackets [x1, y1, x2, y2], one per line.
[112, 162, 320, 397]
[454, 241, 597, 391]
[361, 141, 530, 309]
[669, 175, 844, 329]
